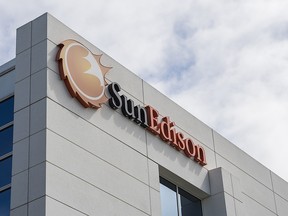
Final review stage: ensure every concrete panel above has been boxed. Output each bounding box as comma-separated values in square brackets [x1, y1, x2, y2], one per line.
[209, 167, 233, 196]
[30, 98, 47, 135]
[46, 196, 87, 216]
[10, 170, 28, 209]
[242, 194, 276, 216]
[29, 129, 46, 167]
[148, 159, 160, 191]
[12, 137, 29, 175]
[46, 92, 148, 183]
[216, 155, 276, 213]
[13, 107, 30, 143]
[31, 69, 47, 103]
[31, 40, 47, 74]
[15, 49, 30, 82]
[28, 162, 46, 201]
[206, 169, 240, 215]
[47, 39, 58, 74]
[28, 197, 45, 216]
[143, 81, 214, 150]
[46, 110, 148, 183]
[79, 104, 147, 155]
[275, 194, 288, 216]
[10, 204, 27, 216]
[235, 200, 246, 216]
[14, 77, 30, 111]
[16, 22, 31, 55]
[46, 130, 150, 214]
[231, 175, 243, 202]
[46, 68, 73, 106]
[46, 95, 147, 155]
[147, 132, 210, 195]
[150, 188, 161, 216]
[271, 172, 288, 201]
[224, 193, 237, 216]
[46, 163, 149, 216]
[214, 131, 272, 189]
[202, 192, 227, 216]
[32, 13, 48, 46]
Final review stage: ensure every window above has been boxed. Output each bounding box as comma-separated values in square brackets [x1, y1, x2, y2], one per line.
[160, 177, 202, 216]
[0, 96, 14, 126]
[0, 189, 11, 216]
[0, 126, 13, 156]
[0, 156, 12, 188]
[0, 96, 14, 216]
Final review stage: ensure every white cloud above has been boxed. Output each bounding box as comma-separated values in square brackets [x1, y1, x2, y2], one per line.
[1, 0, 288, 181]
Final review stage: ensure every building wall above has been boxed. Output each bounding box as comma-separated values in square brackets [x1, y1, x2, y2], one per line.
[5, 13, 288, 216]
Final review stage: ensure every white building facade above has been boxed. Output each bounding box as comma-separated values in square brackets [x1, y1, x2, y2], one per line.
[0, 13, 288, 216]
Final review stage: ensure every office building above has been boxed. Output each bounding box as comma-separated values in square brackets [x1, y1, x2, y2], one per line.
[1, 13, 288, 216]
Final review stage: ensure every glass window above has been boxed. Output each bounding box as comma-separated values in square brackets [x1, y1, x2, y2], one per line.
[160, 177, 203, 216]
[0, 188, 11, 216]
[0, 96, 13, 216]
[0, 96, 14, 127]
[0, 126, 13, 157]
[160, 178, 178, 216]
[0, 156, 12, 188]
[179, 188, 202, 216]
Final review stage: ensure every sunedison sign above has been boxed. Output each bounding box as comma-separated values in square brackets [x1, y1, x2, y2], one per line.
[57, 39, 207, 166]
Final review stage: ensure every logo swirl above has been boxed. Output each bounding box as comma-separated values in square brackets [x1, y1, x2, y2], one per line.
[57, 40, 111, 108]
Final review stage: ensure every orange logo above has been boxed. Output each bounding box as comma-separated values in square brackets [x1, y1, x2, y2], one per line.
[57, 40, 111, 108]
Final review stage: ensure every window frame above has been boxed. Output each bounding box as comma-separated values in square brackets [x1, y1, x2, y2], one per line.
[160, 176, 203, 216]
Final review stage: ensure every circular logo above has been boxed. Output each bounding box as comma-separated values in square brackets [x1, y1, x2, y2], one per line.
[57, 40, 111, 108]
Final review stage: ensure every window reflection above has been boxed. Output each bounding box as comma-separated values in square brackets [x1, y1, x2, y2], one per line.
[179, 188, 202, 216]
[0, 189, 11, 216]
[0, 156, 12, 188]
[0, 126, 13, 157]
[160, 178, 178, 216]
[160, 177, 202, 216]
[0, 96, 14, 126]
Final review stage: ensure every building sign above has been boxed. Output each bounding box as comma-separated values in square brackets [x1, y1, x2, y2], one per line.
[57, 40, 110, 108]
[57, 40, 207, 166]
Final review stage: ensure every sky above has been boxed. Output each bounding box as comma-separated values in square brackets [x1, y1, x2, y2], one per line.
[1, 0, 288, 182]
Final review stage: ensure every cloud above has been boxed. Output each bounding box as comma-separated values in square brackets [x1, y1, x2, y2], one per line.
[1, 0, 288, 181]
[152, 0, 288, 180]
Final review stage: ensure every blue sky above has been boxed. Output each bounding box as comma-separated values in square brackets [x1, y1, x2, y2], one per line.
[1, 0, 288, 181]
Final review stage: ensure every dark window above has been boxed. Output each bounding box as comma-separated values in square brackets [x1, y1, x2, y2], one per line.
[179, 188, 202, 216]
[160, 177, 202, 216]
[0, 188, 11, 216]
[0, 126, 13, 157]
[0, 156, 12, 188]
[0, 96, 14, 127]
[0, 95, 13, 216]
